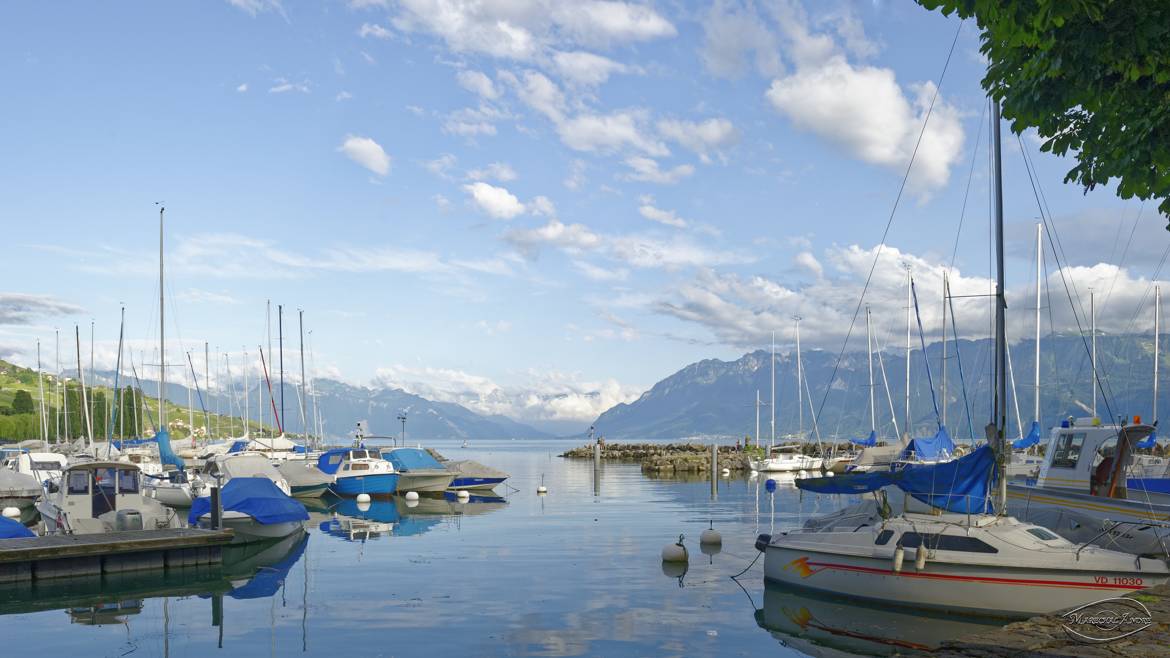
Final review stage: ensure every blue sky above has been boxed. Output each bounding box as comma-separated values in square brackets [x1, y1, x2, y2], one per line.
[1, 1, 1164, 433]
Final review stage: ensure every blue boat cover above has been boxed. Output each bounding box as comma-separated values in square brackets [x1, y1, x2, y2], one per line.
[188, 477, 309, 526]
[849, 430, 877, 447]
[898, 426, 956, 462]
[1136, 430, 1158, 450]
[229, 533, 309, 599]
[0, 517, 34, 539]
[384, 448, 444, 471]
[155, 429, 185, 470]
[316, 448, 352, 475]
[1013, 421, 1042, 450]
[795, 445, 998, 514]
[227, 440, 249, 454]
[112, 437, 155, 449]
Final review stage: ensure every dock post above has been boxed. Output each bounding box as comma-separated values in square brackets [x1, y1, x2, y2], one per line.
[593, 440, 601, 497]
[210, 486, 221, 530]
[710, 443, 718, 499]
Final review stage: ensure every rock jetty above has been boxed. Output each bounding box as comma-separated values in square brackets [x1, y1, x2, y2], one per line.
[560, 442, 753, 473]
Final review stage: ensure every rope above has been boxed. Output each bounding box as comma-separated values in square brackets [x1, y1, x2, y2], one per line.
[911, 280, 943, 427]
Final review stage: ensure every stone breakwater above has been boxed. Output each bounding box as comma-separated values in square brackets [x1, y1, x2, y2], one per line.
[900, 583, 1169, 657]
[559, 442, 753, 473]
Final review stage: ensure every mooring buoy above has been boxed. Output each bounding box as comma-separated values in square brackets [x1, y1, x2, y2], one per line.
[456, 490, 470, 502]
[1, 507, 19, 519]
[356, 493, 372, 504]
[661, 534, 688, 563]
[405, 491, 419, 501]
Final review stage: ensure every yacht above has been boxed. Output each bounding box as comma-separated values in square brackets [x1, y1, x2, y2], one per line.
[751, 444, 823, 473]
[316, 448, 399, 497]
[381, 448, 455, 492]
[444, 460, 509, 491]
[37, 461, 182, 534]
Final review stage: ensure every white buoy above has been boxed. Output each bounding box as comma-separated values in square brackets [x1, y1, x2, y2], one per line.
[356, 493, 372, 504]
[405, 498, 419, 508]
[699, 528, 722, 546]
[356, 500, 371, 512]
[456, 490, 470, 503]
[405, 491, 419, 501]
[1, 507, 19, 519]
[536, 485, 548, 494]
[661, 534, 688, 563]
[720, 468, 730, 476]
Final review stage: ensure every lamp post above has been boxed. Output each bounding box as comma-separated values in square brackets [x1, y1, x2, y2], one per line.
[397, 413, 407, 447]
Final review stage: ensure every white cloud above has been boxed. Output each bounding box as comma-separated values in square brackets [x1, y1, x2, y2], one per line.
[564, 159, 587, 190]
[236, 83, 248, 93]
[508, 218, 741, 270]
[424, 153, 457, 179]
[507, 219, 602, 253]
[358, 22, 394, 39]
[338, 135, 391, 176]
[503, 70, 566, 122]
[463, 182, 526, 219]
[433, 194, 452, 211]
[699, 1, 783, 78]
[442, 104, 509, 138]
[475, 319, 513, 335]
[622, 156, 694, 184]
[336, 90, 353, 101]
[0, 293, 82, 325]
[637, 196, 687, 228]
[456, 69, 500, 99]
[552, 50, 633, 87]
[269, 77, 310, 94]
[657, 118, 739, 164]
[573, 260, 628, 281]
[794, 251, 823, 278]
[557, 111, 668, 156]
[176, 289, 241, 305]
[467, 162, 517, 182]
[227, 0, 283, 16]
[529, 195, 556, 217]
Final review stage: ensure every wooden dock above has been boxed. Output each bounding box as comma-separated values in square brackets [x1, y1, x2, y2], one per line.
[0, 528, 234, 582]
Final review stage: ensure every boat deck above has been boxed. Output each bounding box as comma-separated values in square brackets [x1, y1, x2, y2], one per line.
[0, 528, 234, 582]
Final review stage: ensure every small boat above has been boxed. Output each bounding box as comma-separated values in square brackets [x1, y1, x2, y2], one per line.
[5, 450, 67, 487]
[751, 444, 823, 473]
[0, 468, 43, 520]
[37, 461, 182, 534]
[188, 477, 307, 543]
[444, 460, 509, 491]
[382, 448, 455, 493]
[315, 448, 399, 497]
[200, 453, 293, 496]
[276, 460, 333, 498]
[0, 516, 35, 539]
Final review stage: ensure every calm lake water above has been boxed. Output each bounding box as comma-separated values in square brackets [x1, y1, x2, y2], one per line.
[0, 439, 1005, 657]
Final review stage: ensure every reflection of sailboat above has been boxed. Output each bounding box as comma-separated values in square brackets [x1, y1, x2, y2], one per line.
[67, 600, 143, 626]
[754, 580, 1000, 657]
[222, 530, 309, 599]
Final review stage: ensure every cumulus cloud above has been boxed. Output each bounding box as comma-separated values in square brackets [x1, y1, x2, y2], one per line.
[358, 22, 393, 39]
[507, 219, 602, 254]
[226, 0, 283, 16]
[456, 69, 499, 99]
[508, 218, 741, 270]
[269, 77, 310, 94]
[236, 83, 248, 92]
[657, 117, 739, 163]
[552, 50, 634, 87]
[338, 135, 391, 176]
[794, 251, 823, 278]
[564, 159, 587, 190]
[637, 196, 687, 228]
[557, 111, 668, 156]
[0, 293, 83, 325]
[622, 156, 694, 184]
[467, 162, 517, 182]
[699, 0, 783, 78]
[463, 182, 526, 219]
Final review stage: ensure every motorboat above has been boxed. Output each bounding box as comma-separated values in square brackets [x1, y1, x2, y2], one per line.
[5, 450, 67, 487]
[0, 516, 35, 539]
[316, 448, 399, 497]
[0, 468, 43, 520]
[188, 476, 307, 543]
[381, 448, 455, 492]
[276, 460, 333, 498]
[1006, 419, 1170, 557]
[444, 460, 509, 491]
[757, 446, 1169, 618]
[200, 453, 293, 496]
[750, 444, 823, 473]
[36, 461, 182, 534]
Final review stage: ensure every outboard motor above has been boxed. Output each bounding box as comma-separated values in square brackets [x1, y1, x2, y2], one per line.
[116, 509, 144, 531]
[755, 533, 771, 552]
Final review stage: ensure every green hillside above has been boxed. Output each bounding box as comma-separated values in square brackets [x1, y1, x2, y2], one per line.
[0, 359, 273, 443]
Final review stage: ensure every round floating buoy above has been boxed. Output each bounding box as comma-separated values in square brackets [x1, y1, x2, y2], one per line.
[356, 500, 372, 512]
[356, 493, 372, 504]
[405, 498, 419, 508]
[765, 479, 777, 493]
[749, 469, 759, 478]
[405, 491, 419, 501]
[699, 528, 722, 547]
[798, 470, 808, 478]
[661, 534, 688, 563]
[1, 507, 19, 519]
[824, 471, 835, 477]
[720, 468, 730, 476]
[456, 490, 470, 503]
[537, 485, 548, 494]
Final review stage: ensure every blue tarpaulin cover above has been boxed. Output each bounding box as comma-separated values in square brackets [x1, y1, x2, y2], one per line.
[0, 517, 34, 539]
[227, 440, 249, 454]
[383, 448, 444, 471]
[849, 430, 877, 447]
[898, 426, 956, 462]
[188, 477, 308, 526]
[1013, 421, 1042, 450]
[111, 437, 155, 449]
[1136, 430, 1158, 450]
[316, 448, 352, 475]
[155, 429, 185, 470]
[795, 444, 998, 514]
[229, 533, 309, 599]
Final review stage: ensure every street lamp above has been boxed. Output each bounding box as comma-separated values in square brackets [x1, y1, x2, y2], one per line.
[397, 413, 407, 447]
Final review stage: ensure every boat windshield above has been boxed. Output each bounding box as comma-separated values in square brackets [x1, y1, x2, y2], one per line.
[117, 469, 140, 493]
[32, 460, 61, 471]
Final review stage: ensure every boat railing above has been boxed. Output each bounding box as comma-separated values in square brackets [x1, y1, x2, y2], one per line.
[1073, 519, 1170, 560]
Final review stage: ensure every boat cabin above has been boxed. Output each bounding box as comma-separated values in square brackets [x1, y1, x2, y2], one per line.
[6, 450, 67, 485]
[318, 449, 389, 474]
[54, 461, 146, 520]
[1036, 419, 1151, 499]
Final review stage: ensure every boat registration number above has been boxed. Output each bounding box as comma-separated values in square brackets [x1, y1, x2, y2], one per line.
[1094, 576, 1143, 586]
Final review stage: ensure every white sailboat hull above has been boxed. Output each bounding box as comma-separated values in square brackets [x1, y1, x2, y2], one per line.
[751, 456, 823, 472]
[197, 511, 303, 544]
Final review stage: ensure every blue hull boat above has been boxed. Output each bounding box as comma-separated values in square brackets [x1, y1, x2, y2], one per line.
[332, 473, 400, 496]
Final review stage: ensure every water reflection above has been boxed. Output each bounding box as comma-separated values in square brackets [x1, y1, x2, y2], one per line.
[753, 580, 1001, 656]
[315, 492, 508, 542]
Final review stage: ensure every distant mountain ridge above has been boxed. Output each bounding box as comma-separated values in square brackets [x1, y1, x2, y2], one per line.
[592, 334, 1165, 441]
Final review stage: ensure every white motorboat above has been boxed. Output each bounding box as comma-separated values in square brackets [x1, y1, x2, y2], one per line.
[0, 468, 43, 522]
[6, 450, 67, 487]
[751, 445, 823, 473]
[37, 461, 182, 534]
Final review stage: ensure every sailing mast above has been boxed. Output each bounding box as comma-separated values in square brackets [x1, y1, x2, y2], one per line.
[299, 309, 308, 443]
[904, 265, 912, 436]
[755, 389, 761, 449]
[992, 100, 1008, 512]
[1091, 289, 1097, 419]
[36, 340, 48, 448]
[1034, 223, 1043, 427]
[158, 205, 167, 438]
[770, 330, 776, 451]
[794, 316, 804, 438]
[204, 342, 210, 441]
[1155, 286, 1161, 424]
[54, 329, 61, 444]
[75, 325, 93, 448]
[941, 274, 948, 429]
[243, 348, 250, 436]
[866, 307, 875, 435]
[279, 304, 285, 435]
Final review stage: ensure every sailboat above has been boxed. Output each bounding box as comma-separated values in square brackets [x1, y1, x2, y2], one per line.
[751, 326, 824, 473]
[754, 101, 1169, 617]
